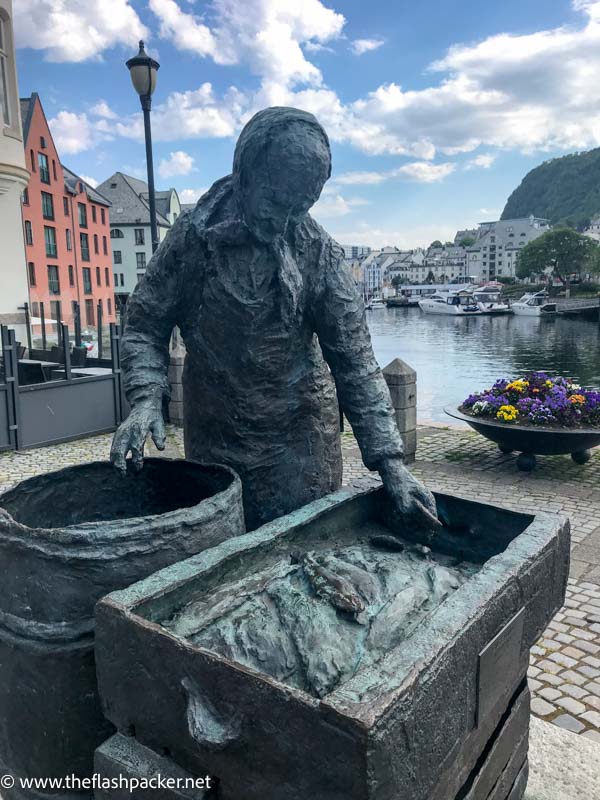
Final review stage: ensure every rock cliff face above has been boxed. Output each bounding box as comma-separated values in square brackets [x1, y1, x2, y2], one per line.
[502, 147, 600, 228]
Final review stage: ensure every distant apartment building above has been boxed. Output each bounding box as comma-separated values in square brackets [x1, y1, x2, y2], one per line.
[467, 216, 550, 281]
[583, 216, 600, 242]
[96, 173, 181, 304]
[341, 244, 371, 260]
[20, 93, 115, 329]
[0, 0, 29, 340]
[360, 247, 401, 295]
[383, 246, 468, 285]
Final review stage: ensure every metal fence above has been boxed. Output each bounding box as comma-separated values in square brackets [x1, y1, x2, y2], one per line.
[0, 319, 126, 452]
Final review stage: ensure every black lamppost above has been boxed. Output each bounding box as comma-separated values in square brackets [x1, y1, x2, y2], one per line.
[126, 41, 160, 254]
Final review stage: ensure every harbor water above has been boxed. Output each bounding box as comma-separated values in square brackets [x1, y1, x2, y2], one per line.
[367, 307, 600, 423]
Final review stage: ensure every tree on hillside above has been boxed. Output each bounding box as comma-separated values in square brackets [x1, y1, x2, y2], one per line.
[516, 228, 599, 285]
[391, 275, 402, 296]
[459, 236, 475, 247]
[429, 240, 443, 249]
[425, 270, 436, 283]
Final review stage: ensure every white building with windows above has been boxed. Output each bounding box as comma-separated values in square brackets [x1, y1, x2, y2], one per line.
[466, 216, 550, 282]
[341, 244, 371, 260]
[0, 0, 29, 339]
[96, 172, 181, 304]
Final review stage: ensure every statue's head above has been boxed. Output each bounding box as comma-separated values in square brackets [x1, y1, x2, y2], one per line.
[232, 107, 331, 242]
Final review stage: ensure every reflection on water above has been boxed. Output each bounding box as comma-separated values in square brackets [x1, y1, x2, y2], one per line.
[367, 308, 600, 423]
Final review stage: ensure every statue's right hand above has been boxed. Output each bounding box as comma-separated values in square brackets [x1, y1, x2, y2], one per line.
[110, 401, 166, 475]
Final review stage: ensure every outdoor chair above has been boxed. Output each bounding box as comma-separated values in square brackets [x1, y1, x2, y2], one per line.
[50, 346, 65, 364]
[18, 362, 46, 385]
[70, 346, 88, 367]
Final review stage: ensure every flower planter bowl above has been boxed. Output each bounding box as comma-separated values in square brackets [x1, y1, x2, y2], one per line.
[445, 406, 600, 471]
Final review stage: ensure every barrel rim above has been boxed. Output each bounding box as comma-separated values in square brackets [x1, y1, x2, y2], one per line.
[0, 458, 242, 546]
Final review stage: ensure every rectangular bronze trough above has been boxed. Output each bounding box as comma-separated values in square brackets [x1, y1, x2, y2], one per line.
[95, 476, 569, 800]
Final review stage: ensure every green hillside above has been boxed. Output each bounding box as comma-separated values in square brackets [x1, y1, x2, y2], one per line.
[501, 148, 600, 229]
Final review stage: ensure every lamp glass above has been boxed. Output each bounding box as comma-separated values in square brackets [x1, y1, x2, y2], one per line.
[129, 64, 156, 97]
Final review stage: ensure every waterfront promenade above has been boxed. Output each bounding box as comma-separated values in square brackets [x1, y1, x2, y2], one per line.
[1, 423, 599, 743]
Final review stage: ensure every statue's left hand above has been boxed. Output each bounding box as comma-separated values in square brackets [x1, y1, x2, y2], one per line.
[378, 457, 441, 533]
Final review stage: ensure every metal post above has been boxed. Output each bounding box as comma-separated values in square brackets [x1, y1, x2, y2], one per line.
[61, 323, 72, 382]
[40, 302, 46, 353]
[2, 326, 21, 450]
[18, 302, 33, 353]
[74, 302, 82, 347]
[110, 322, 123, 424]
[97, 302, 104, 360]
[56, 301, 63, 346]
[141, 96, 159, 254]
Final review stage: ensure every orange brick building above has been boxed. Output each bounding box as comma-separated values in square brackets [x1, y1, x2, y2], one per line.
[20, 93, 115, 330]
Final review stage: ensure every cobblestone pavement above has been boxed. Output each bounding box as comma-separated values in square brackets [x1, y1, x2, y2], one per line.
[1, 423, 599, 742]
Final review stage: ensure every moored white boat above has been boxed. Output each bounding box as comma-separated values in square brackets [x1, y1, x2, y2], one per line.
[512, 291, 557, 316]
[418, 290, 481, 316]
[473, 286, 511, 315]
[365, 297, 386, 310]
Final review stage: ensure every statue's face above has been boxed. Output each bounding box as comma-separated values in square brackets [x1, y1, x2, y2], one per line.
[239, 123, 330, 242]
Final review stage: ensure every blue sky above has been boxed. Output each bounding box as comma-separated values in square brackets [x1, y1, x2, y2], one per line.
[13, 0, 600, 248]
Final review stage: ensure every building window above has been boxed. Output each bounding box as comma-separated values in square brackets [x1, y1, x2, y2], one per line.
[22, 188, 29, 205]
[82, 267, 92, 294]
[41, 191, 54, 220]
[0, 18, 11, 126]
[63, 197, 69, 215]
[91, 205, 97, 223]
[50, 300, 61, 323]
[68, 265, 74, 287]
[85, 299, 95, 327]
[101, 208, 105, 225]
[114, 272, 118, 286]
[120, 273, 125, 287]
[96, 266, 101, 286]
[44, 226, 57, 257]
[78, 203, 87, 228]
[24, 220, 33, 245]
[31, 302, 39, 317]
[104, 267, 110, 286]
[27, 262, 36, 287]
[66, 228, 72, 251]
[102, 236, 107, 255]
[93, 233, 99, 254]
[38, 152, 50, 184]
[52, 160, 57, 181]
[80, 232, 90, 261]
[39, 135, 46, 148]
[110, 228, 124, 239]
[136, 252, 146, 269]
[107, 298, 112, 315]
[113, 250, 122, 264]
[47, 265, 60, 295]
[134, 228, 145, 245]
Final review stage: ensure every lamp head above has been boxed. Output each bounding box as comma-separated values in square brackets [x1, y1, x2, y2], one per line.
[126, 41, 160, 98]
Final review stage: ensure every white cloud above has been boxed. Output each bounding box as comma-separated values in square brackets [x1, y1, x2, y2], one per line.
[393, 161, 455, 182]
[48, 111, 107, 155]
[350, 38, 384, 56]
[14, 0, 148, 62]
[79, 175, 99, 188]
[180, 187, 208, 203]
[149, 0, 345, 88]
[333, 171, 388, 185]
[465, 153, 496, 170]
[312, 189, 369, 218]
[90, 101, 117, 120]
[158, 150, 195, 178]
[329, 222, 463, 251]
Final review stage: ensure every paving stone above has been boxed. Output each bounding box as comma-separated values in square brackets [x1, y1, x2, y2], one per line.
[552, 714, 585, 734]
[581, 709, 600, 727]
[583, 655, 600, 668]
[585, 681, 600, 697]
[536, 659, 563, 675]
[549, 652, 577, 669]
[583, 695, 600, 710]
[577, 665, 600, 679]
[540, 639, 562, 653]
[559, 684, 588, 700]
[555, 696, 586, 715]
[562, 646, 586, 660]
[560, 670, 587, 686]
[531, 698, 556, 717]
[581, 730, 600, 743]
[554, 633, 575, 645]
[537, 687, 561, 702]
[573, 638, 599, 653]
[538, 673, 563, 687]
[527, 665, 541, 678]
